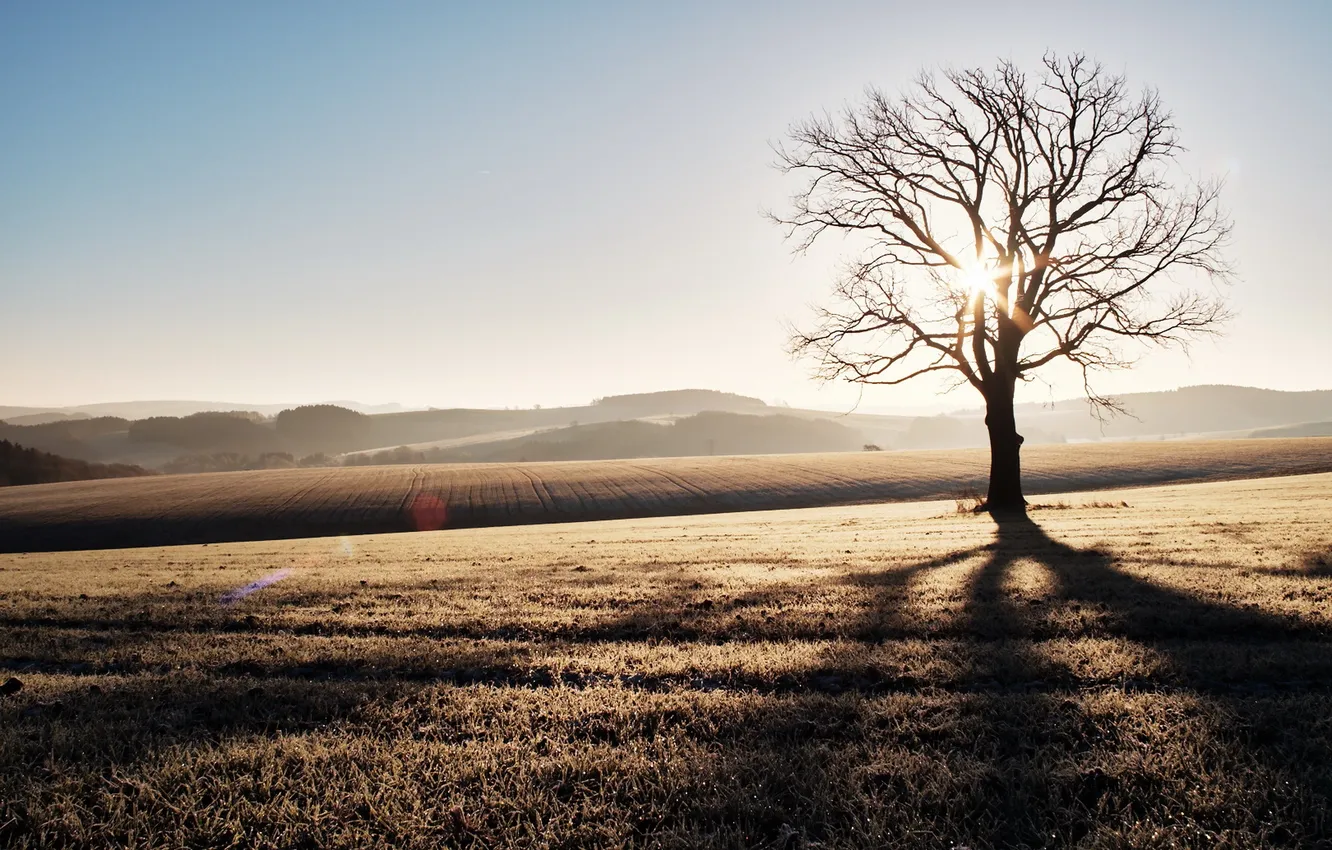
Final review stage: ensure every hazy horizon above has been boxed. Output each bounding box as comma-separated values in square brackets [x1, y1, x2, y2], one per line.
[4, 1, 1329, 410]
[8, 381, 1332, 426]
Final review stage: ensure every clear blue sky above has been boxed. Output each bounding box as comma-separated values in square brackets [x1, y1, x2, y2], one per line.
[3, 0, 1329, 410]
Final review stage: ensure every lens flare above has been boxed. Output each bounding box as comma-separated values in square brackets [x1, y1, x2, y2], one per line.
[409, 493, 448, 532]
[220, 569, 291, 605]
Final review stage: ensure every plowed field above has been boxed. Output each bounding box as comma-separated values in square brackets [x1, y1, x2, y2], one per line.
[3, 437, 1331, 552]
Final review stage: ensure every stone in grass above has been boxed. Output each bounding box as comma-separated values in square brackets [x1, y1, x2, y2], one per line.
[0, 677, 22, 697]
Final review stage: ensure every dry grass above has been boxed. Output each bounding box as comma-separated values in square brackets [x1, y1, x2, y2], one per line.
[3, 436, 1332, 552]
[1029, 500, 1132, 511]
[2, 472, 1332, 846]
[953, 486, 985, 514]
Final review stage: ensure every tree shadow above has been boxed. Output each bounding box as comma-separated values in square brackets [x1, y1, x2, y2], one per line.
[1005, 517, 1317, 642]
[1004, 514, 1332, 844]
[1259, 546, 1332, 578]
[5, 520, 1332, 847]
[669, 515, 1332, 847]
[945, 515, 1330, 846]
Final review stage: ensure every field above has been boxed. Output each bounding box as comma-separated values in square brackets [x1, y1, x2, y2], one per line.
[2, 470, 1332, 848]
[3, 436, 1332, 552]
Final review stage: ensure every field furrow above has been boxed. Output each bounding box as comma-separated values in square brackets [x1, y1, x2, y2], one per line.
[1, 437, 1331, 552]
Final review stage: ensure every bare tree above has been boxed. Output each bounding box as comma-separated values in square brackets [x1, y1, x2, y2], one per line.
[777, 55, 1232, 513]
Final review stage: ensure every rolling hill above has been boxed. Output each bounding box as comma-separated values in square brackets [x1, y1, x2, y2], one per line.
[2, 436, 1329, 552]
[1011, 385, 1332, 440]
[5, 385, 1332, 471]
[345, 412, 865, 465]
[0, 440, 153, 487]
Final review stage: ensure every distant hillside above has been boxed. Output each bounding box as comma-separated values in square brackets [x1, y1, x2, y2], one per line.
[330, 391, 776, 457]
[0, 440, 153, 487]
[8, 385, 1332, 469]
[591, 389, 768, 416]
[0, 407, 62, 422]
[0, 390, 786, 467]
[0, 399, 405, 421]
[0, 417, 132, 461]
[129, 411, 279, 454]
[346, 412, 864, 464]
[1009, 385, 1332, 441]
[1, 411, 93, 426]
[790, 385, 1332, 450]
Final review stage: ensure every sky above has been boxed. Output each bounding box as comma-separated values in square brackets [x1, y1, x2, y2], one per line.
[2, 0, 1329, 412]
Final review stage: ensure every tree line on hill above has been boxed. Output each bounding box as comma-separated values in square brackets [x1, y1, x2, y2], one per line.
[149, 412, 862, 470]
[0, 391, 785, 466]
[0, 440, 153, 487]
[0, 416, 131, 461]
[343, 412, 863, 465]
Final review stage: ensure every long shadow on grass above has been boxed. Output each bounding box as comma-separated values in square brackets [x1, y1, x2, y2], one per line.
[1001, 515, 1332, 845]
[667, 516, 1332, 848]
[935, 516, 1332, 847]
[1260, 545, 1332, 578]
[6, 522, 1332, 847]
[626, 526, 1067, 847]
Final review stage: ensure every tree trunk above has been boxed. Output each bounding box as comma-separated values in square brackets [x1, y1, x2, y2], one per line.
[982, 378, 1026, 513]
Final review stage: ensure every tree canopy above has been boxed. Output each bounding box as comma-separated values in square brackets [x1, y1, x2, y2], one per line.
[778, 55, 1232, 510]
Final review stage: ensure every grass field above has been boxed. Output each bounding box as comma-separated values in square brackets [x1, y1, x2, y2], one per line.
[2, 472, 1332, 847]
[3, 436, 1331, 552]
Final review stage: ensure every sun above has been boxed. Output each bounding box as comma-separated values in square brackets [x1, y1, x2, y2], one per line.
[962, 264, 996, 298]
[957, 254, 998, 303]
